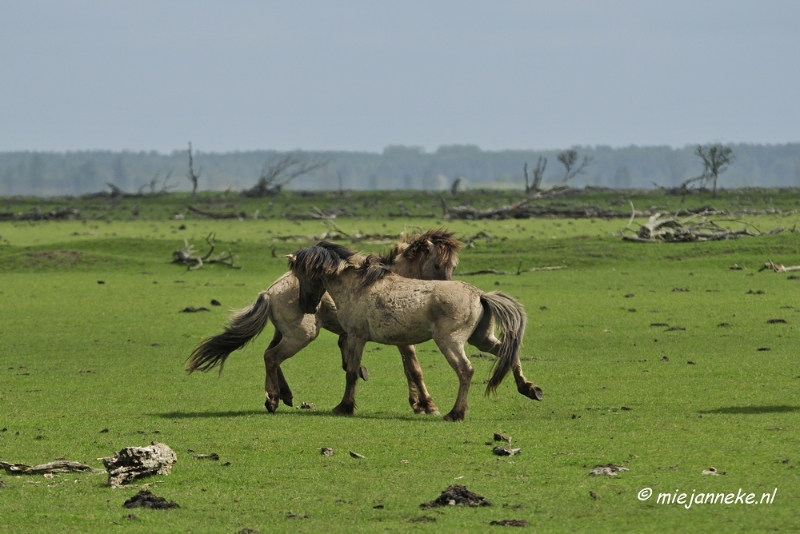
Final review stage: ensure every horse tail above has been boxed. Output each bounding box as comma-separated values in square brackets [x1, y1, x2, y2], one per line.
[481, 291, 527, 395]
[186, 291, 271, 374]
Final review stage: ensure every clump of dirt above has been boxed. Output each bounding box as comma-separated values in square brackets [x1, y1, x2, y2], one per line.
[421, 484, 491, 509]
[122, 489, 179, 509]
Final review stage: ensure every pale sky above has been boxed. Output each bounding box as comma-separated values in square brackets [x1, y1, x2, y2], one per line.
[1, 1, 798, 153]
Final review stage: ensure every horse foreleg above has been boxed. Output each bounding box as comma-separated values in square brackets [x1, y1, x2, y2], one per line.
[332, 337, 366, 416]
[338, 333, 369, 381]
[434, 341, 474, 422]
[397, 345, 439, 415]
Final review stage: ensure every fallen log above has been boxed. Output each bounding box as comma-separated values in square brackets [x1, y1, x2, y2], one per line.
[186, 205, 245, 219]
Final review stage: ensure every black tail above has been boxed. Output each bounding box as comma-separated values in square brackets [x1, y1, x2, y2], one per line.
[482, 291, 527, 395]
[186, 292, 271, 373]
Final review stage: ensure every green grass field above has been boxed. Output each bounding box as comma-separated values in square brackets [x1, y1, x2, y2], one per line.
[1, 191, 799, 532]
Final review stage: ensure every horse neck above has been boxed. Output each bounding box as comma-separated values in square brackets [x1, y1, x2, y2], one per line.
[388, 257, 421, 279]
[321, 268, 360, 303]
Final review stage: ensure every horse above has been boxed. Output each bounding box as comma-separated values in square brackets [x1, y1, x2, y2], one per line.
[288, 242, 543, 422]
[186, 229, 461, 415]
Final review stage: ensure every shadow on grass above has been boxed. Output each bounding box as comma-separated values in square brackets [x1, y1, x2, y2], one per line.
[154, 409, 442, 422]
[155, 410, 266, 419]
[698, 405, 800, 415]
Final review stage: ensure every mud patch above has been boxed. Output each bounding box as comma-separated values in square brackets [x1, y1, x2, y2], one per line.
[123, 489, 179, 509]
[421, 484, 492, 509]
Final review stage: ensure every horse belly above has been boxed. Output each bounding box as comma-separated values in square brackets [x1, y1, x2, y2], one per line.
[365, 289, 433, 345]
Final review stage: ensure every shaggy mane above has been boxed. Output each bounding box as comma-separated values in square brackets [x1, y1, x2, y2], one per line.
[354, 253, 392, 290]
[290, 241, 357, 279]
[388, 228, 461, 269]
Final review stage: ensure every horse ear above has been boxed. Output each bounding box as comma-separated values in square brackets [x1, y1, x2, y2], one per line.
[285, 253, 296, 264]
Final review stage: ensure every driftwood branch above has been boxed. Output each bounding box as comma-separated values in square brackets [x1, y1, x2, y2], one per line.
[759, 260, 800, 273]
[172, 232, 241, 270]
[1, 460, 97, 475]
[102, 442, 177, 488]
[621, 211, 769, 243]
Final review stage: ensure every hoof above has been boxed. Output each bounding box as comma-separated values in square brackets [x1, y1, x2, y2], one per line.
[359, 365, 369, 381]
[442, 410, 465, 422]
[519, 383, 543, 401]
[413, 399, 440, 416]
[331, 403, 355, 416]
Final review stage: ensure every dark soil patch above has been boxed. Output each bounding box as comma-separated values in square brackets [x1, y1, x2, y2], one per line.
[490, 519, 529, 527]
[421, 484, 491, 509]
[180, 306, 210, 313]
[122, 490, 179, 509]
[409, 515, 437, 523]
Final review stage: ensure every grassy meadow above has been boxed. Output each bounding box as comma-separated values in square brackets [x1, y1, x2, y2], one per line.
[1, 189, 799, 532]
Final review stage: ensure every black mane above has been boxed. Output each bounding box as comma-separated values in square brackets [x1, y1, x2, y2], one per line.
[290, 241, 356, 279]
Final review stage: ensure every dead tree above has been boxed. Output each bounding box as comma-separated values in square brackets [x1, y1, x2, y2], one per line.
[241, 152, 331, 197]
[450, 177, 462, 195]
[524, 157, 547, 193]
[186, 142, 200, 196]
[694, 144, 734, 197]
[557, 149, 592, 184]
[138, 169, 176, 196]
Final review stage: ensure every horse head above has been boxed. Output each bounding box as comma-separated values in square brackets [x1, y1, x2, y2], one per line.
[288, 241, 356, 314]
[390, 229, 461, 281]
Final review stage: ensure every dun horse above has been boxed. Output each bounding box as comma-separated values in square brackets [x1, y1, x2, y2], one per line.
[288, 242, 543, 422]
[187, 229, 461, 415]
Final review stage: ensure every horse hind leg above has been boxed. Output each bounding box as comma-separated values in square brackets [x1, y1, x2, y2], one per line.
[263, 333, 312, 413]
[397, 345, 439, 415]
[511, 362, 543, 401]
[469, 329, 542, 401]
[264, 330, 294, 407]
[433, 339, 474, 422]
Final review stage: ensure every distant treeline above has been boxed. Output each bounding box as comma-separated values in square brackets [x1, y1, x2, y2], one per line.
[1, 143, 799, 196]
